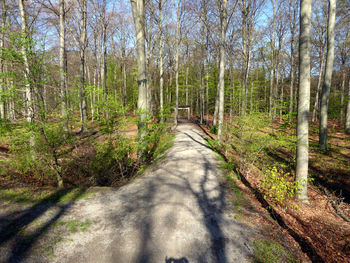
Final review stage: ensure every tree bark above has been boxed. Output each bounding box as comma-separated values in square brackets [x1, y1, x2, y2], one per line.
[269, 0, 277, 118]
[288, 0, 297, 122]
[217, 0, 228, 143]
[79, 0, 87, 133]
[312, 47, 325, 122]
[158, 0, 164, 122]
[18, 0, 34, 123]
[59, 0, 68, 132]
[174, 0, 181, 126]
[345, 76, 350, 134]
[319, 0, 336, 151]
[131, 0, 148, 151]
[340, 70, 345, 122]
[0, 0, 6, 120]
[295, 0, 312, 202]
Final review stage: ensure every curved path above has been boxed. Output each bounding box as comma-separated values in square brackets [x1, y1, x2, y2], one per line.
[2, 123, 255, 263]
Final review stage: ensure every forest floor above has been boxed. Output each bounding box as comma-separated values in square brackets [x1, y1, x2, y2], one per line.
[196, 116, 350, 263]
[0, 120, 291, 263]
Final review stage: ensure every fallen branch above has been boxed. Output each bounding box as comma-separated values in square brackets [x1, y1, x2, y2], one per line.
[321, 186, 350, 223]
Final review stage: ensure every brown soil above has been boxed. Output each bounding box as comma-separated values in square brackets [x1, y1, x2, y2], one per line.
[197, 117, 350, 263]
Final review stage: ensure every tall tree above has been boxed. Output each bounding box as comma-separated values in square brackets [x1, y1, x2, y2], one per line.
[59, 0, 68, 132]
[217, 0, 228, 143]
[130, 0, 148, 151]
[79, 0, 88, 133]
[319, 0, 336, 150]
[18, 0, 33, 123]
[295, 0, 312, 202]
[174, 0, 183, 125]
[158, 0, 164, 122]
[0, 0, 6, 120]
[346, 78, 350, 134]
[288, 0, 297, 121]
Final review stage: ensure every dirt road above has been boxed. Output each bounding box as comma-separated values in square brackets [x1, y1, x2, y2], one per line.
[1, 123, 254, 263]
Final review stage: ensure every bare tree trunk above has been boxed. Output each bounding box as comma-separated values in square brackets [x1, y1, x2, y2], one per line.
[18, 0, 33, 123]
[345, 76, 350, 134]
[289, 0, 297, 122]
[217, 0, 227, 143]
[269, 0, 277, 118]
[59, 0, 68, 132]
[158, 0, 164, 122]
[213, 81, 219, 126]
[131, 0, 148, 150]
[0, 0, 6, 120]
[319, 0, 336, 151]
[174, 0, 181, 126]
[312, 47, 325, 122]
[79, 0, 87, 133]
[121, 31, 127, 107]
[295, 0, 312, 202]
[340, 70, 345, 122]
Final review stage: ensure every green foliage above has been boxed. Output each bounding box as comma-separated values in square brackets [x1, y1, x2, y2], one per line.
[226, 113, 276, 166]
[6, 122, 71, 184]
[210, 124, 218, 135]
[89, 135, 134, 186]
[261, 167, 299, 207]
[253, 239, 299, 263]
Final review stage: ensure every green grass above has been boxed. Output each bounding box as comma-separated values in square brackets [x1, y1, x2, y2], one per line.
[253, 239, 299, 263]
[0, 187, 95, 205]
[55, 219, 91, 233]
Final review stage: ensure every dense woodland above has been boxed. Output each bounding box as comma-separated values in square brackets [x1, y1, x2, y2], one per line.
[0, 0, 350, 261]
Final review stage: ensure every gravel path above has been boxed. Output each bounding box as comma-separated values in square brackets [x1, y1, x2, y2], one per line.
[1, 123, 255, 263]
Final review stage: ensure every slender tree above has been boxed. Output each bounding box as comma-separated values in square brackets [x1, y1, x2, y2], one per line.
[319, 0, 336, 151]
[346, 78, 350, 134]
[79, 0, 88, 133]
[18, 0, 33, 123]
[59, 0, 68, 132]
[288, 0, 297, 122]
[174, 0, 182, 125]
[0, 0, 6, 120]
[295, 0, 312, 202]
[158, 0, 164, 122]
[130, 0, 148, 151]
[217, 0, 228, 143]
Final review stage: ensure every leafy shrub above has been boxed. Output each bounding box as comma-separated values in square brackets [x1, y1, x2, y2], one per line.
[210, 125, 218, 135]
[261, 167, 299, 207]
[7, 123, 71, 186]
[253, 239, 299, 263]
[89, 135, 134, 186]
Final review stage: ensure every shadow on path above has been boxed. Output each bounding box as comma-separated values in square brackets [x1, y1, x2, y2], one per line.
[0, 188, 86, 263]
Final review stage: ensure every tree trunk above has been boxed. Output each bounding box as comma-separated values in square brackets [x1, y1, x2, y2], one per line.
[0, 0, 6, 120]
[18, 0, 34, 123]
[79, 0, 87, 133]
[217, 0, 227, 143]
[312, 47, 325, 122]
[345, 76, 350, 134]
[59, 0, 68, 132]
[288, 0, 297, 122]
[174, 1, 181, 126]
[295, 0, 312, 202]
[340, 70, 345, 122]
[319, 0, 336, 151]
[131, 0, 148, 151]
[158, 0, 164, 122]
[121, 32, 127, 107]
[269, 0, 277, 118]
